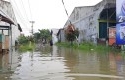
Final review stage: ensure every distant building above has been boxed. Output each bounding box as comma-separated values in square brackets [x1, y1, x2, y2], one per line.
[59, 0, 116, 44]
[51, 29, 59, 44]
[57, 28, 65, 42]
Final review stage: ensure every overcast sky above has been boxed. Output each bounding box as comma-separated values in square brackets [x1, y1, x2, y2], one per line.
[8, 0, 102, 35]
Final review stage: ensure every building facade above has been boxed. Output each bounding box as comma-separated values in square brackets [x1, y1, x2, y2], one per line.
[57, 28, 65, 42]
[61, 0, 116, 44]
[0, 0, 22, 47]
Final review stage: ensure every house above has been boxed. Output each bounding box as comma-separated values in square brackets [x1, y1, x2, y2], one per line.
[58, 0, 116, 45]
[0, 0, 22, 51]
[57, 28, 65, 42]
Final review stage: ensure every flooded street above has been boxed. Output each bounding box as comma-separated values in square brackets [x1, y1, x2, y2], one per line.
[0, 45, 125, 80]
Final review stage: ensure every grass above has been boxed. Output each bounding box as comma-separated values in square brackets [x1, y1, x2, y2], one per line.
[18, 41, 35, 52]
[56, 42, 115, 52]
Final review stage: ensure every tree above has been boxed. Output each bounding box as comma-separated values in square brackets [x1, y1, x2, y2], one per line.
[34, 29, 51, 43]
[18, 35, 29, 44]
[65, 24, 79, 44]
[34, 32, 40, 42]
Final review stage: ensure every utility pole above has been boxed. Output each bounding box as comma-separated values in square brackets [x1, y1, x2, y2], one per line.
[29, 21, 35, 47]
[30, 21, 35, 36]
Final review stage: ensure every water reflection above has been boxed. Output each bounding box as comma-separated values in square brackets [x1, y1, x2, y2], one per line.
[0, 53, 11, 80]
[0, 53, 9, 71]
[0, 45, 125, 80]
[57, 47, 125, 80]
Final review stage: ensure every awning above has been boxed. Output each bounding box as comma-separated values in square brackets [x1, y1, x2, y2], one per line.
[0, 9, 14, 24]
[0, 25, 10, 30]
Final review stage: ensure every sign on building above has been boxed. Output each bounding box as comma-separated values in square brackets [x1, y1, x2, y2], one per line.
[116, 23, 125, 44]
[116, 0, 125, 44]
[116, 0, 125, 23]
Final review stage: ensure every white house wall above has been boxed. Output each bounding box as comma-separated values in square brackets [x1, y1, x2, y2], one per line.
[12, 25, 20, 46]
[58, 29, 65, 42]
[60, 29, 65, 42]
[64, 0, 116, 43]
[0, 0, 17, 23]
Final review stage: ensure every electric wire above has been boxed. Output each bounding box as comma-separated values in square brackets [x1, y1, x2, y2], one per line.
[10, 0, 31, 32]
[27, 0, 33, 21]
[62, 0, 69, 17]
[10, 0, 26, 22]
[62, 0, 71, 24]
[19, 0, 32, 33]
[10, 0, 29, 27]
[13, 0, 30, 27]
[20, 0, 30, 22]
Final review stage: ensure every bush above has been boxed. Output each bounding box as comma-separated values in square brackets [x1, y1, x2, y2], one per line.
[18, 41, 35, 52]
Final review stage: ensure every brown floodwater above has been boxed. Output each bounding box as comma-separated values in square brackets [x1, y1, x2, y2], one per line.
[0, 45, 125, 80]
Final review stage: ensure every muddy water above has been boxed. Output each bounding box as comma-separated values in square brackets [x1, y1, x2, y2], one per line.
[0, 45, 125, 80]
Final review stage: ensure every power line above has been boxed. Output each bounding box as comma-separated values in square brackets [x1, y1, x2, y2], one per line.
[20, 0, 30, 22]
[10, 0, 26, 21]
[62, 0, 69, 17]
[62, 0, 71, 24]
[12, 0, 34, 35]
[27, 0, 35, 36]
[13, 8, 30, 31]
[28, 0, 33, 20]
[10, 0, 31, 32]
[19, 0, 33, 34]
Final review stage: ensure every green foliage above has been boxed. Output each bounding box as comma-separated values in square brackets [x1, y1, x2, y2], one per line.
[18, 35, 35, 52]
[34, 32, 40, 42]
[65, 33, 75, 41]
[18, 35, 29, 44]
[38, 29, 51, 39]
[18, 41, 35, 52]
[34, 29, 52, 42]
[65, 29, 79, 42]
[74, 29, 79, 38]
[56, 42, 70, 47]
[56, 42, 111, 52]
